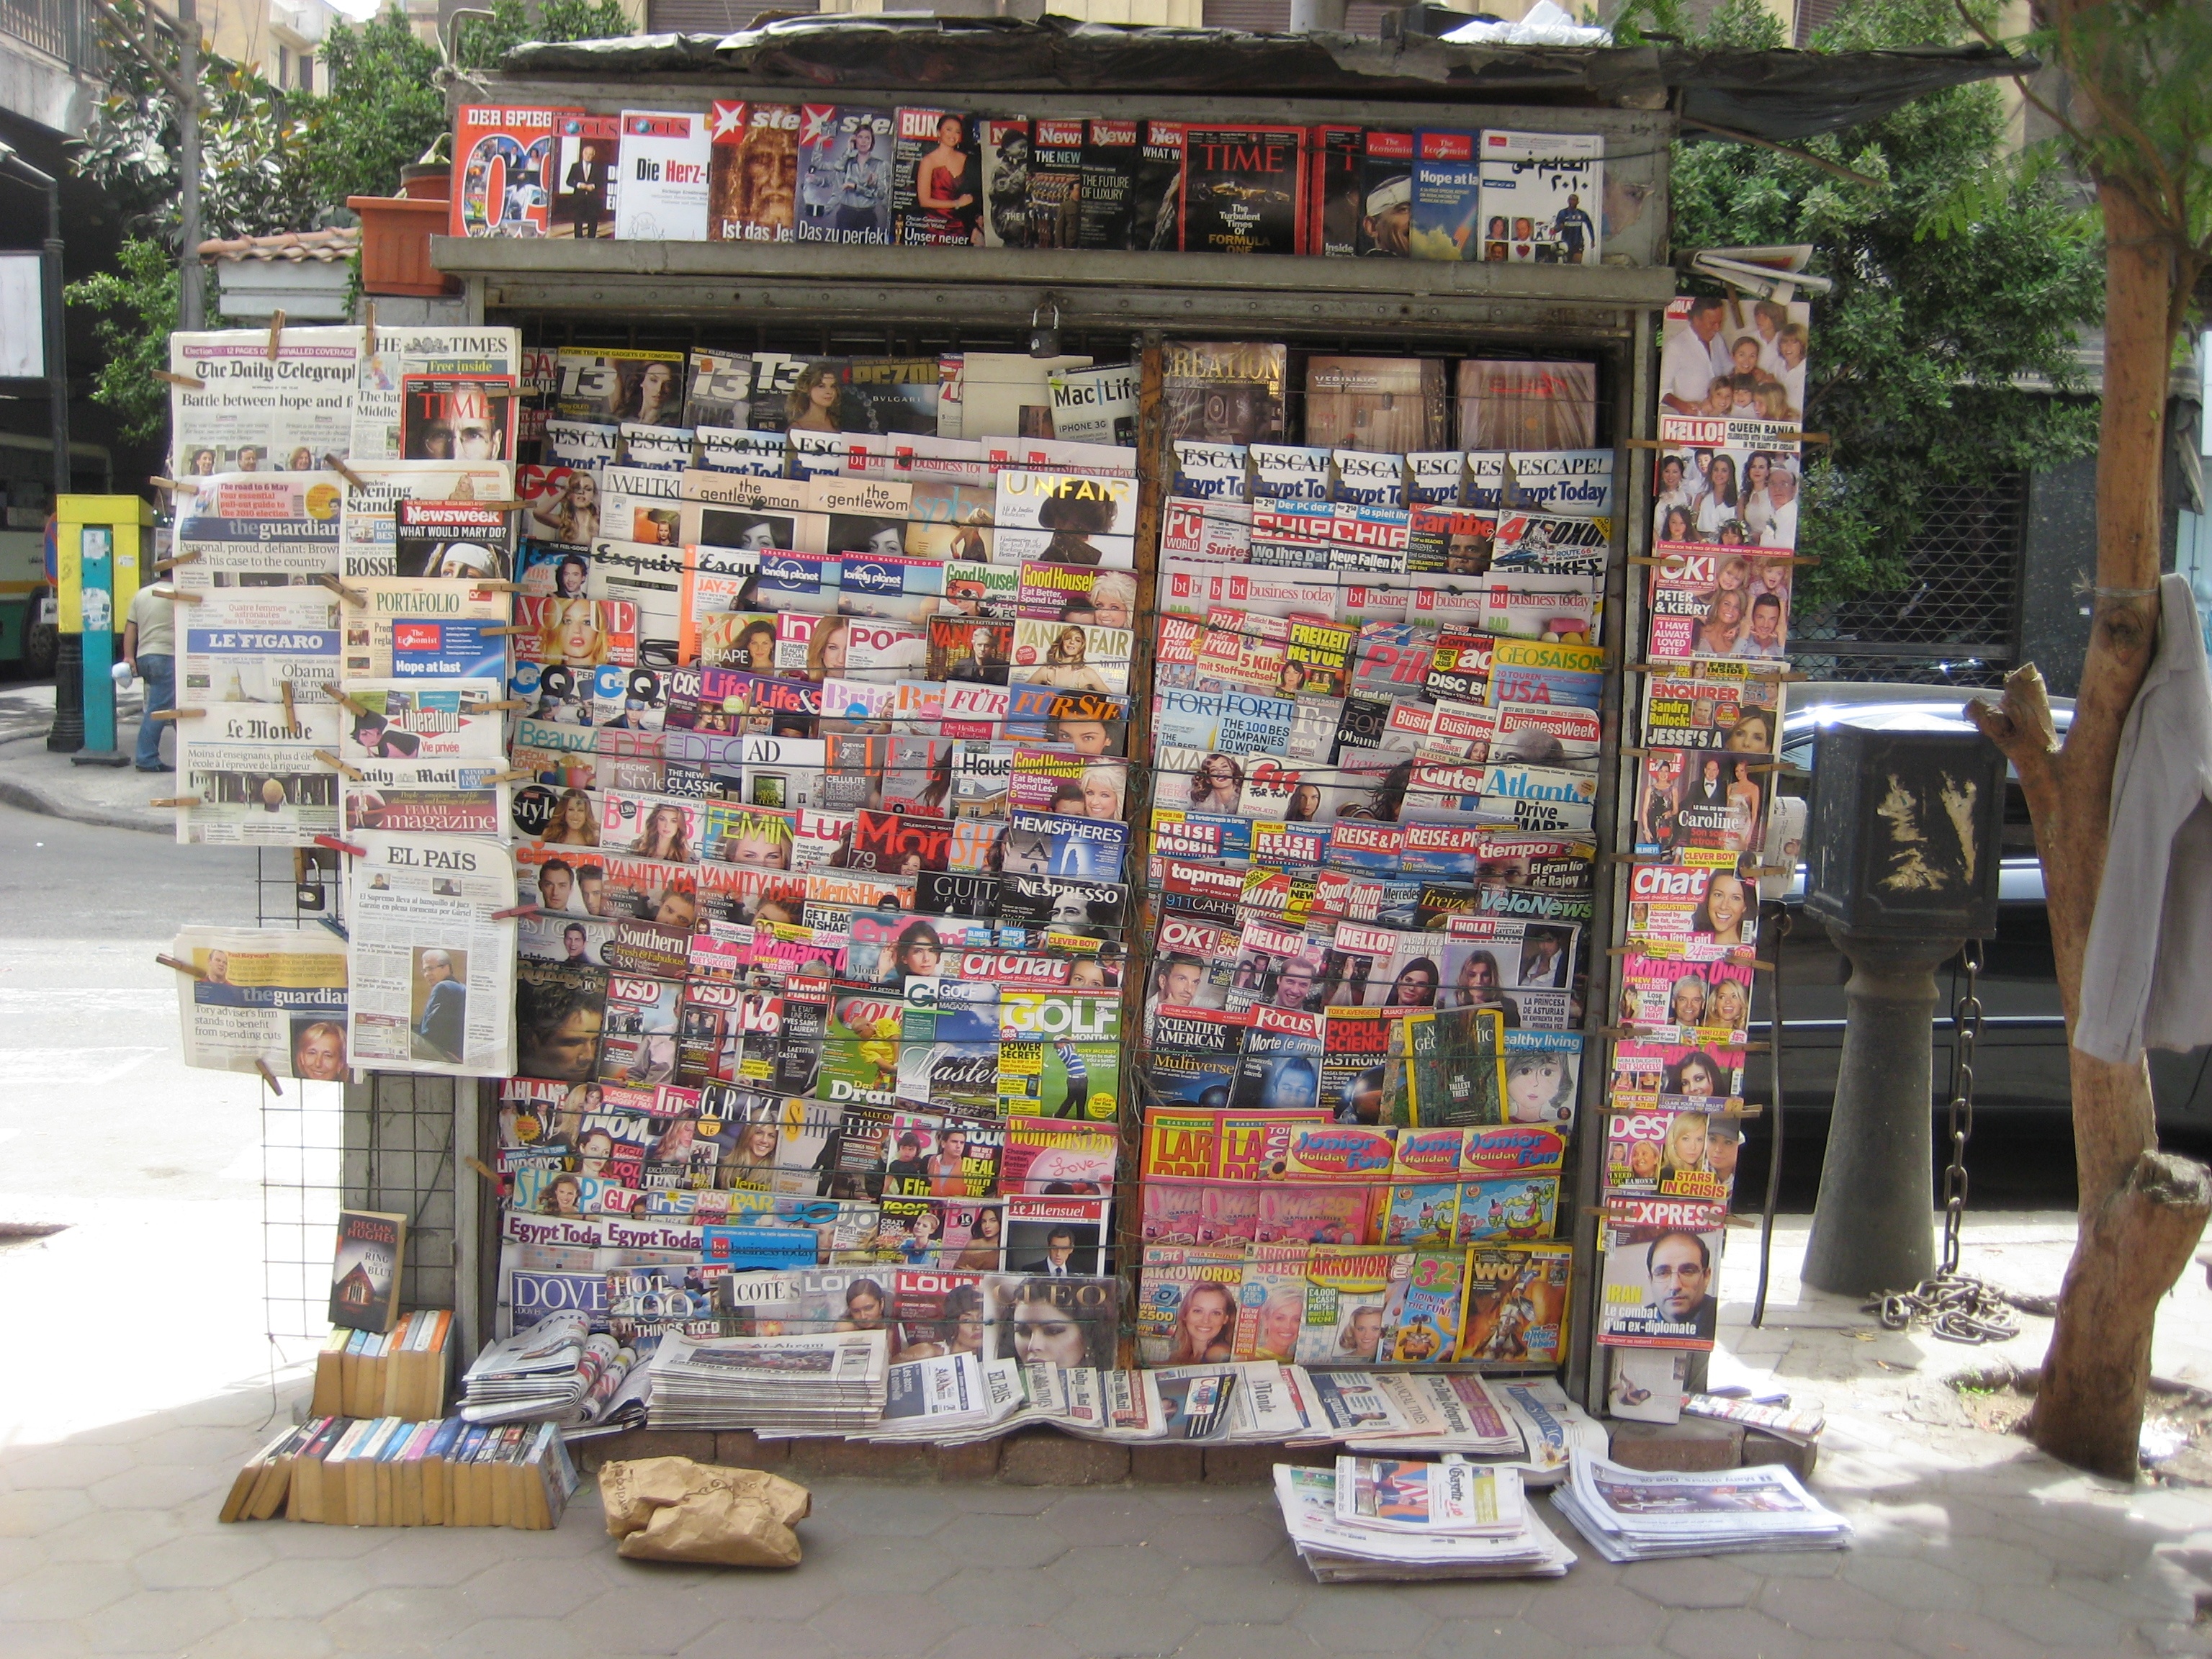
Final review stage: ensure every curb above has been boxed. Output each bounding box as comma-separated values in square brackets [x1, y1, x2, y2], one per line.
[0, 772, 171, 836]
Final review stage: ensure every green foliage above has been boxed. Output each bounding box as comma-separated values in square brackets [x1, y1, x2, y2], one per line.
[290, 9, 446, 203]
[63, 239, 179, 446]
[539, 0, 635, 45]
[1630, 0, 2105, 608]
[451, 0, 532, 71]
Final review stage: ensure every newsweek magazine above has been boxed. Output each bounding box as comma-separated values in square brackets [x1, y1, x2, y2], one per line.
[171, 925, 350, 1081]
[344, 832, 517, 1078]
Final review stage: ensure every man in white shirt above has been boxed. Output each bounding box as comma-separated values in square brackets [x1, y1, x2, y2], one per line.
[1763, 468, 1800, 547]
[1660, 297, 1730, 415]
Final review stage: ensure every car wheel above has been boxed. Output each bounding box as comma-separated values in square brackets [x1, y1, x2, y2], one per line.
[22, 618, 58, 680]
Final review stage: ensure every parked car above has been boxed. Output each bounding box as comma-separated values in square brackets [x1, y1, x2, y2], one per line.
[1748, 682, 2212, 1134]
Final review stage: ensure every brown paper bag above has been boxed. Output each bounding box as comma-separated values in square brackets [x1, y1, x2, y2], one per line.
[599, 1457, 811, 1568]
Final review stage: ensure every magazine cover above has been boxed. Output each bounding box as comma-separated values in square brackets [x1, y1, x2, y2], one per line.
[1181, 125, 1306, 256]
[978, 117, 1033, 248]
[1624, 856, 1758, 962]
[615, 111, 711, 241]
[1455, 359, 1599, 451]
[892, 107, 984, 247]
[1475, 130, 1603, 265]
[708, 101, 799, 243]
[1658, 292, 1812, 428]
[1603, 1107, 1736, 1206]
[1378, 1248, 1465, 1363]
[1353, 129, 1414, 257]
[550, 114, 619, 239]
[1028, 117, 1084, 249]
[984, 1272, 1120, 1369]
[796, 105, 894, 245]
[1303, 356, 1448, 453]
[1310, 122, 1362, 256]
[1077, 117, 1138, 248]
[398, 374, 516, 462]
[1635, 748, 1771, 858]
[451, 105, 565, 238]
[1164, 341, 1286, 446]
[1640, 661, 1786, 753]
[1646, 547, 1794, 662]
[1459, 1242, 1571, 1365]
[1618, 951, 1755, 1040]
[1131, 119, 1185, 251]
[1598, 1196, 1727, 1349]
[1408, 129, 1483, 262]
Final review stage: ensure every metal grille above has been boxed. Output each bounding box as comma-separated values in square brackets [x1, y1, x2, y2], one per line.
[644, 0, 816, 31]
[0, 0, 99, 66]
[1200, 0, 1399, 33]
[1791, 473, 2026, 688]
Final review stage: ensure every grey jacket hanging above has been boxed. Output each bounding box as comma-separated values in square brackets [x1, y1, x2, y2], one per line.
[2074, 574, 2212, 1064]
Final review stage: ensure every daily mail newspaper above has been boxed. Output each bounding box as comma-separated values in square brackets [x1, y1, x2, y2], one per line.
[175, 700, 341, 846]
[170, 925, 350, 1080]
[345, 832, 518, 1077]
[169, 327, 361, 479]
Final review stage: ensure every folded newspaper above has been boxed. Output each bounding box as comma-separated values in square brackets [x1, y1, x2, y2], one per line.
[648, 1330, 890, 1434]
[1548, 1449, 1853, 1562]
[1273, 1462, 1575, 1583]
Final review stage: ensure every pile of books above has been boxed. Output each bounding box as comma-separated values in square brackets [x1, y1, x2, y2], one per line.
[220, 1416, 577, 1529]
[1548, 1450, 1852, 1561]
[1272, 1456, 1576, 1583]
[310, 1308, 453, 1421]
[647, 1328, 891, 1433]
[458, 1313, 634, 1426]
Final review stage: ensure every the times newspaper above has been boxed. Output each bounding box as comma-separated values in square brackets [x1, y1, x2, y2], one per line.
[170, 926, 350, 1080]
[345, 832, 518, 1077]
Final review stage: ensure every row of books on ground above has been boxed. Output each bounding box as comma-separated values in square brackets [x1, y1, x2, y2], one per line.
[220, 1416, 577, 1529]
[454, 105, 1604, 265]
[522, 345, 1596, 475]
[308, 1310, 454, 1421]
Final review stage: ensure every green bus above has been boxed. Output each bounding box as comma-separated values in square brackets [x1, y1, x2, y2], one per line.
[0, 433, 114, 678]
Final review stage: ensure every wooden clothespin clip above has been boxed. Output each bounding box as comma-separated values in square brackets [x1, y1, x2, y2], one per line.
[481, 623, 534, 637]
[281, 680, 297, 728]
[256, 1058, 284, 1096]
[266, 308, 286, 362]
[467, 580, 522, 593]
[149, 796, 199, 809]
[361, 299, 377, 360]
[155, 370, 207, 391]
[480, 769, 531, 786]
[151, 708, 207, 723]
[151, 587, 202, 606]
[488, 902, 540, 921]
[156, 550, 202, 573]
[312, 749, 364, 781]
[314, 572, 368, 606]
[312, 834, 369, 858]
[462, 698, 525, 713]
[464, 1156, 502, 1185]
[322, 682, 351, 704]
[322, 454, 369, 491]
[154, 952, 206, 979]
[148, 476, 179, 494]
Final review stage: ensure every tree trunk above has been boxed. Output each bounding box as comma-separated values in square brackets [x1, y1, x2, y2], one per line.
[1966, 177, 2209, 1480]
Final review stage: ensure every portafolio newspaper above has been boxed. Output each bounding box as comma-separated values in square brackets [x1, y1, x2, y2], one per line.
[345, 832, 518, 1077]
[169, 926, 351, 1081]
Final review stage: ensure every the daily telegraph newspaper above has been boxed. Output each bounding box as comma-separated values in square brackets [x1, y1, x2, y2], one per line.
[345, 832, 518, 1077]
[174, 700, 340, 847]
[170, 925, 350, 1081]
[171, 473, 343, 592]
[351, 326, 525, 460]
[170, 327, 360, 478]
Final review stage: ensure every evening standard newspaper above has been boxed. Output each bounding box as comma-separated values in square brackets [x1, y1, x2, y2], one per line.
[174, 700, 341, 847]
[169, 327, 361, 478]
[169, 925, 350, 1080]
[345, 832, 517, 1076]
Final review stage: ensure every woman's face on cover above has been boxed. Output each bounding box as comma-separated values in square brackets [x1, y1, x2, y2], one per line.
[1509, 1056, 1564, 1118]
[1082, 773, 1120, 818]
[1012, 1298, 1087, 1366]
[1704, 876, 1746, 934]
[1181, 1285, 1233, 1348]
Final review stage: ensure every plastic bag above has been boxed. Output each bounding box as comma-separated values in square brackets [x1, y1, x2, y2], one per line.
[600, 1456, 812, 1568]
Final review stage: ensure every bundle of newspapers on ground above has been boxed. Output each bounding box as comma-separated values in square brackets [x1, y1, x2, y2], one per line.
[1548, 1450, 1853, 1560]
[1272, 1456, 1578, 1583]
[459, 1313, 646, 1429]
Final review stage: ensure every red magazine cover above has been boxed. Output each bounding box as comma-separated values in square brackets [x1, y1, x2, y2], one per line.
[451, 106, 572, 238]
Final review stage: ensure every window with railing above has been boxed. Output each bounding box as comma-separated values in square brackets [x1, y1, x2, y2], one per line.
[1, 0, 101, 67]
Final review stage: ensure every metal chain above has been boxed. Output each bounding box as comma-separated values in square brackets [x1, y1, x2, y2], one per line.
[1865, 940, 2019, 1344]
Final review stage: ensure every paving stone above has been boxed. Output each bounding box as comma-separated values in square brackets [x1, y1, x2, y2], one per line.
[1145, 1510, 1287, 1568]
[1755, 1573, 1903, 1640]
[228, 1555, 385, 1621]
[0, 1442, 138, 1490]
[259, 1524, 392, 1561]
[930, 1563, 1084, 1629]
[2137, 1618, 2212, 1656]
[1040, 1542, 1187, 1600]
[77, 1586, 235, 1655]
[1040, 1493, 1158, 1547]
[429, 1615, 601, 1659]
[1925, 1536, 2060, 1589]
[0, 1620, 92, 1659]
[1048, 1591, 1202, 1656]
[997, 1434, 1129, 1488]
[1522, 1582, 1670, 1649]
[1164, 1560, 1305, 1624]
[1842, 1552, 1983, 1613]
[1169, 1623, 1322, 1659]
[921, 1626, 1080, 1659]
[187, 1615, 341, 1659]
[1288, 1580, 1444, 1650]
[677, 1618, 835, 1659]
[0, 1486, 93, 1537]
[454, 1556, 615, 1618]
[130, 1426, 269, 1468]
[1622, 1557, 1763, 1609]
[1982, 1581, 2140, 1648]
[316, 1586, 463, 1653]
[1421, 1617, 1574, 1659]
[131, 1531, 276, 1589]
[804, 1530, 965, 1595]
[807, 1589, 961, 1655]
[929, 1511, 1069, 1568]
[37, 1509, 181, 1565]
[1661, 1606, 1811, 1659]
[0, 1535, 42, 1586]
[0, 1561, 132, 1622]
[1894, 1608, 2068, 1659]
[84, 1461, 230, 1511]
[1410, 1579, 1539, 1620]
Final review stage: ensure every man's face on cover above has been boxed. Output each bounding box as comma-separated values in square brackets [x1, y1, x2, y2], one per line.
[454, 413, 499, 459]
[1647, 1235, 1709, 1320]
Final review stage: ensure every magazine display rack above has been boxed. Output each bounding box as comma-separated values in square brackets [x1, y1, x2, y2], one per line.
[416, 73, 1668, 1439]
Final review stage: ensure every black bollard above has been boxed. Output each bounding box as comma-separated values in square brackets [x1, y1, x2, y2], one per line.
[46, 633, 84, 752]
[1799, 717, 2005, 1298]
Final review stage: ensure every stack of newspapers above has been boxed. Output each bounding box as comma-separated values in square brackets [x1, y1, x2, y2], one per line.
[1273, 1456, 1577, 1583]
[459, 1313, 609, 1424]
[648, 1330, 890, 1434]
[860, 1352, 1028, 1445]
[1549, 1451, 1853, 1561]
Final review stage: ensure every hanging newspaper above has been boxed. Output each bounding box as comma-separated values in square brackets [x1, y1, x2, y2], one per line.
[351, 326, 526, 459]
[174, 700, 341, 846]
[338, 578, 513, 679]
[176, 588, 342, 708]
[345, 832, 518, 1077]
[342, 761, 513, 838]
[171, 473, 343, 592]
[336, 461, 514, 578]
[335, 680, 508, 761]
[168, 925, 351, 1081]
[169, 327, 361, 479]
